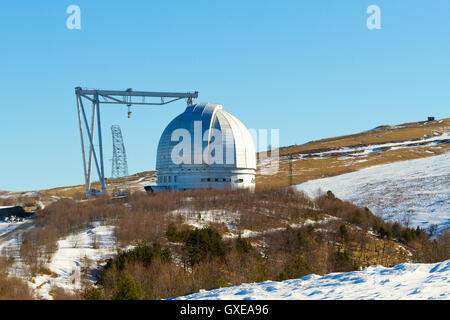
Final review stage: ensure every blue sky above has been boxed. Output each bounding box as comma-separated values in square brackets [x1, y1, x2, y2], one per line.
[0, 0, 449, 191]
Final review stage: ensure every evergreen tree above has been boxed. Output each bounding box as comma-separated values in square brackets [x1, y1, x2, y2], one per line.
[83, 286, 104, 300]
[112, 273, 142, 300]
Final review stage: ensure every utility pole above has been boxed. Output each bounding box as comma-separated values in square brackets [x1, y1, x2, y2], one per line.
[289, 154, 293, 186]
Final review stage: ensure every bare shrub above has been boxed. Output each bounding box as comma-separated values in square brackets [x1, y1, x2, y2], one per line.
[0, 273, 33, 299]
[50, 285, 82, 300]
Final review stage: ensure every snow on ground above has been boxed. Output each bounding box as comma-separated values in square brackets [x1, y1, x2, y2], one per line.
[258, 132, 449, 175]
[169, 208, 263, 239]
[170, 208, 239, 236]
[31, 222, 117, 300]
[174, 260, 450, 300]
[296, 153, 450, 234]
[0, 222, 34, 258]
[297, 132, 449, 160]
[0, 221, 27, 237]
[169, 208, 336, 239]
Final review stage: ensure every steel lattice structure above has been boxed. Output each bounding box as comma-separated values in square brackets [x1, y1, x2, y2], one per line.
[75, 87, 198, 197]
[110, 125, 129, 197]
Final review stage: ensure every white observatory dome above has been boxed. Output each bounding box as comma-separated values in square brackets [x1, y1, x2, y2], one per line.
[155, 103, 256, 191]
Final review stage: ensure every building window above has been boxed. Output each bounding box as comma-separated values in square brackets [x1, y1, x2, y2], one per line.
[174, 176, 177, 182]
[215, 178, 219, 182]
[168, 176, 171, 183]
[237, 179, 244, 183]
[207, 178, 211, 182]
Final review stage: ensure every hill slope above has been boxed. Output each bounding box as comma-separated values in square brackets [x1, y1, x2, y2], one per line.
[0, 118, 448, 300]
[257, 118, 449, 188]
[297, 152, 450, 234]
[174, 259, 450, 300]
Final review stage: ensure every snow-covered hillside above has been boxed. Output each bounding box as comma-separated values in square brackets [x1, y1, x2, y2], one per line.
[175, 260, 450, 300]
[296, 153, 450, 234]
[0, 221, 118, 300]
[0, 221, 27, 237]
[31, 222, 117, 299]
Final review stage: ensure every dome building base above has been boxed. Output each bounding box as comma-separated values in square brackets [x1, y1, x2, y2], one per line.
[156, 167, 255, 191]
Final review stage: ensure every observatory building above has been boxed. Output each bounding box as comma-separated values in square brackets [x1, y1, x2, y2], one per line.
[154, 103, 256, 191]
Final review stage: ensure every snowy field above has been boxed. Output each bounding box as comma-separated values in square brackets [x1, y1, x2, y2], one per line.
[295, 131, 449, 160]
[175, 260, 450, 300]
[169, 208, 335, 239]
[296, 153, 450, 234]
[0, 221, 26, 237]
[30, 222, 117, 299]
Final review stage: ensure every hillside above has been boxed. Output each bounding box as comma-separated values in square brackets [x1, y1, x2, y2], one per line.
[0, 171, 157, 207]
[174, 259, 450, 300]
[2, 187, 435, 300]
[297, 153, 450, 235]
[257, 118, 449, 188]
[0, 117, 448, 300]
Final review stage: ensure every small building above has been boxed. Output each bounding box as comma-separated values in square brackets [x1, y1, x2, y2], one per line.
[0, 206, 31, 220]
[428, 116, 435, 121]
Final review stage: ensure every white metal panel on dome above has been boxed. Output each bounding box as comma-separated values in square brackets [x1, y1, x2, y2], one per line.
[156, 102, 256, 172]
[211, 111, 235, 167]
[230, 112, 256, 169]
[220, 110, 256, 169]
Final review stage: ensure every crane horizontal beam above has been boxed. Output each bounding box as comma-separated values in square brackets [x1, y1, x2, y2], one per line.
[75, 86, 198, 197]
[75, 88, 198, 98]
[75, 87, 198, 105]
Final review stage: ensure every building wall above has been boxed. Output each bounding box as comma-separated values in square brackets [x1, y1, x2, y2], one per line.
[156, 167, 255, 191]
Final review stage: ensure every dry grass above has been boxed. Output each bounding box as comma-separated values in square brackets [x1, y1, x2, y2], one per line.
[257, 118, 450, 188]
[280, 118, 449, 155]
[0, 274, 33, 299]
[49, 285, 82, 300]
[36, 170, 156, 200]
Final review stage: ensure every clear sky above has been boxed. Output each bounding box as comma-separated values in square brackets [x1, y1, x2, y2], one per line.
[0, 0, 449, 191]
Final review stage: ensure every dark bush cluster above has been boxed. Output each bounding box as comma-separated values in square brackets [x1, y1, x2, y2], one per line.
[167, 224, 226, 266]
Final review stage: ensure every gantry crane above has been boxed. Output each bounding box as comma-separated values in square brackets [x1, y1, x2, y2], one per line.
[75, 87, 198, 197]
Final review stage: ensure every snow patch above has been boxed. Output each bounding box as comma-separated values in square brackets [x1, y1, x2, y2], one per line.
[174, 260, 450, 300]
[30, 222, 117, 300]
[296, 153, 450, 234]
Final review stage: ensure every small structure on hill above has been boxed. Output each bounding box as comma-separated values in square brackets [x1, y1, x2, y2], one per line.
[0, 206, 32, 220]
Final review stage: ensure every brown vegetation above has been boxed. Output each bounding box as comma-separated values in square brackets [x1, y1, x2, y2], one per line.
[2, 185, 448, 300]
[0, 256, 32, 299]
[257, 118, 450, 187]
[85, 188, 449, 299]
